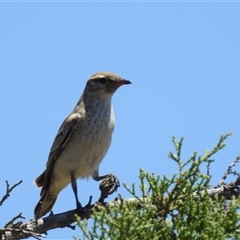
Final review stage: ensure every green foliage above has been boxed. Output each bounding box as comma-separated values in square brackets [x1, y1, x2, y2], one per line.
[75, 133, 240, 240]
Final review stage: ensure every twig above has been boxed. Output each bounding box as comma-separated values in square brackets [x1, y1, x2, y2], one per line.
[206, 159, 214, 177]
[4, 213, 25, 228]
[0, 180, 23, 206]
[217, 154, 240, 187]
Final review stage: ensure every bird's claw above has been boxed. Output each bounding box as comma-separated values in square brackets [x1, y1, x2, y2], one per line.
[98, 174, 120, 203]
[76, 200, 85, 215]
[76, 201, 82, 209]
[84, 195, 93, 208]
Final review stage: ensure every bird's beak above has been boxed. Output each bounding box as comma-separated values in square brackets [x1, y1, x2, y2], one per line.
[114, 79, 132, 87]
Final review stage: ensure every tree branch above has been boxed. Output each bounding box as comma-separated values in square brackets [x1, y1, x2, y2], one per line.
[1, 176, 240, 240]
[0, 180, 23, 207]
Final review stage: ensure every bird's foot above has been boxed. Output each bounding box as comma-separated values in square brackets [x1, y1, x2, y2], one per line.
[75, 200, 85, 216]
[98, 174, 120, 204]
[84, 195, 93, 209]
[49, 210, 54, 216]
[76, 200, 83, 210]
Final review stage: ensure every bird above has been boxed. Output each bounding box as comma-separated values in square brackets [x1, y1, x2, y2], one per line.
[34, 71, 131, 219]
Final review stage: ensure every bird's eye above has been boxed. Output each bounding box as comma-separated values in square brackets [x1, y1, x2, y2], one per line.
[99, 78, 107, 84]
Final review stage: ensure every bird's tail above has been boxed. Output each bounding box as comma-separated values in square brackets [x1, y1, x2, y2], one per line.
[34, 191, 58, 220]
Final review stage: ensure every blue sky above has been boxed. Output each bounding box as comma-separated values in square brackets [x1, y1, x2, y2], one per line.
[1, 2, 240, 239]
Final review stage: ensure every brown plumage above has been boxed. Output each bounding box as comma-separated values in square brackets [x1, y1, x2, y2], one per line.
[34, 72, 131, 219]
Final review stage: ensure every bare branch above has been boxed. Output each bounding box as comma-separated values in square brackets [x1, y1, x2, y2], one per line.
[4, 213, 25, 228]
[0, 180, 23, 206]
[217, 154, 240, 187]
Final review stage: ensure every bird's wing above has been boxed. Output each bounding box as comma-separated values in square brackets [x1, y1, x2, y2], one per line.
[40, 112, 82, 196]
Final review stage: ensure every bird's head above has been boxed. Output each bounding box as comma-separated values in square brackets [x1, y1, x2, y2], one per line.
[84, 72, 131, 99]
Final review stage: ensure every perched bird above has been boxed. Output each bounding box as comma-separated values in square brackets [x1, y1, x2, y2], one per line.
[34, 72, 131, 219]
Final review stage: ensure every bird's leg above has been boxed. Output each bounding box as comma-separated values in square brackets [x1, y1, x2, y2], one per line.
[70, 173, 82, 210]
[92, 173, 113, 181]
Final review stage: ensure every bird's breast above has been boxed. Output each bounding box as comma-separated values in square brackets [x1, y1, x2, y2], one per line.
[57, 105, 115, 179]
